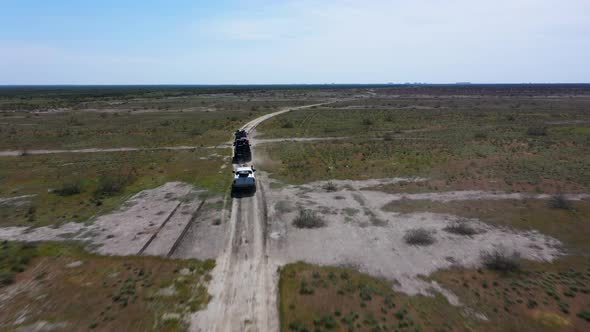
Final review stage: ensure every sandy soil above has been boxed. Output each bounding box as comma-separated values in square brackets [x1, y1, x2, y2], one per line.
[0, 195, 36, 205]
[0, 182, 221, 258]
[265, 179, 563, 300]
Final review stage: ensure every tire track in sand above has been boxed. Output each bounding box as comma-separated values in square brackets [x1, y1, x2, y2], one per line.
[191, 102, 330, 332]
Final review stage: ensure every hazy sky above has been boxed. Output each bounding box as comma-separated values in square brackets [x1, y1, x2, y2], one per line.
[1, 0, 589, 84]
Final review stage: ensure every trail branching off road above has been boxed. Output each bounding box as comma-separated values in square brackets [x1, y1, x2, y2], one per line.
[191, 103, 329, 332]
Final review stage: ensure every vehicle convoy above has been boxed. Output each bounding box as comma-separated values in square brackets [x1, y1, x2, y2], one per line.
[233, 129, 251, 163]
[232, 165, 256, 192]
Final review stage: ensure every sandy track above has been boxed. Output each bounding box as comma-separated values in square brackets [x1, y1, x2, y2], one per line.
[191, 103, 328, 332]
[0, 195, 36, 205]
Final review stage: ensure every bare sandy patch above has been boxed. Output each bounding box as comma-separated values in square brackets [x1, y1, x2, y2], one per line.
[0, 182, 223, 258]
[265, 177, 562, 302]
[0, 195, 36, 206]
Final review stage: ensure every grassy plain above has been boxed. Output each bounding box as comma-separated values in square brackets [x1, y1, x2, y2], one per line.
[279, 262, 471, 332]
[265, 86, 590, 332]
[0, 241, 214, 331]
[0, 148, 229, 227]
[280, 259, 590, 332]
[0, 86, 325, 227]
[258, 96, 590, 192]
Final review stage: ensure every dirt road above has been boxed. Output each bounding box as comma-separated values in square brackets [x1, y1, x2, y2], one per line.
[191, 103, 329, 332]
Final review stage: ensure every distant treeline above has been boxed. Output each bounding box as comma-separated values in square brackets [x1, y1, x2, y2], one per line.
[1, 83, 590, 100]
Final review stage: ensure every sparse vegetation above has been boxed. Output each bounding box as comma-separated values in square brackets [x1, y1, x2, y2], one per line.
[0, 241, 214, 331]
[432, 255, 590, 331]
[578, 310, 590, 322]
[481, 247, 521, 272]
[280, 262, 473, 332]
[0, 241, 37, 286]
[403, 228, 436, 246]
[293, 208, 325, 228]
[443, 220, 478, 236]
[323, 181, 337, 192]
[55, 179, 83, 196]
[281, 121, 294, 128]
[526, 126, 547, 136]
[361, 118, 374, 126]
[95, 173, 135, 197]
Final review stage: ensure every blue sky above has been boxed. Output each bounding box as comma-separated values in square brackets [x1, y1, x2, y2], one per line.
[1, 0, 589, 84]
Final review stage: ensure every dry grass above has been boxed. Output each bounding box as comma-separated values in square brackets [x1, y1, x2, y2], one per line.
[481, 247, 521, 272]
[293, 208, 325, 229]
[443, 220, 479, 236]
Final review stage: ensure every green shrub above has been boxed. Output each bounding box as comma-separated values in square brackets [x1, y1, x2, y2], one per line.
[527, 126, 547, 136]
[362, 118, 374, 126]
[577, 310, 590, 322]
[299, 280, 314, 295]
[0, 242, 38, 286]
[0, 271, 15, 286]
[282, 121, 295, 129]
[95, 174, 134, 196]
[55, 179, 83, 196]
[288, 320, 309, 332]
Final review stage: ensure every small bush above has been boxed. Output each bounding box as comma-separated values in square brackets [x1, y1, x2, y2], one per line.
[548, 194, 571, 210]
[526, 126, 547, 136]
[26, 206, 36, 222]
[55, 179, 82, 196]
[293, 209, 325, 229]
[0, 271, 15, 286]
[323, 181, 337, 192]
[95, 174, 134, 197]
[444, 221, 478, 236]
[299, 280, 314, 295]
[403, 228, 435, 246]
[288, 320, 309, 332]
[362, 118, 374, 126]
[577, 310, 590, 322]
[281, 121, 294, 129]
[474, 132, 487, 140]
[189, 128, 202, 136]
[481, 248, 520, 272]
